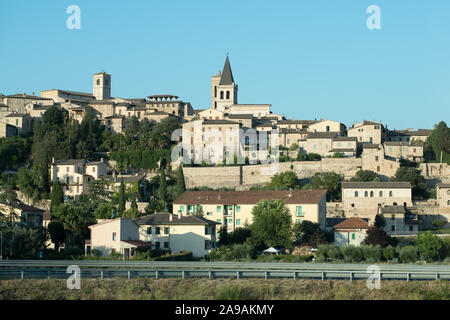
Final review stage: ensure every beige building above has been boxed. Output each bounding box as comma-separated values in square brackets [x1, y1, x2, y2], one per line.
[87, 217, 151, 258]
[437, 184, 450, 212]
[4, 113, 32, 135]
[211, 56, 238, 111]
[383, 141, 424, 162]
[348, 120, 384, 145]
[0, 121, 18, 138]
[342, 182, 413, 218]
[146, 95, 193, 121]
[0, 202, 44, 228]
[297, 133, 357, 157]
[3, 94, 54, 114]
[173, 190, 328, 233]
[361, 144, 400, 178]
[380, 206, 420, 235]
[134, 213, 218, 257]
[103, 115, 125, 134]
[40, 89, 94, 105]
[333, 217, 370, 247]
[50, 158, 107, 199]
[93, 72, 111, 100]
[308, 120, 346, 136]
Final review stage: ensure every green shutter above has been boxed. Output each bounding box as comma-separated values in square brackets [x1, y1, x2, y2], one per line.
[236, 206, 240, 212]
[180, 206, 184, 212]
[236, 219, 240, 225]
[217, 206, 221, 213]
[352, 233, 355, 240]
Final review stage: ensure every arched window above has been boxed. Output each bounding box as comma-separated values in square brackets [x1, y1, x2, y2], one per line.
[220, 91, 224, 99]
[389, 191, 393, 197]
[354, 191, 358, 197]
[448, 200, 450, 205]
[393, 202, 397, 206]
[226, 91, 230, 99]
[379, 191, 383, 197]
[96, 79, 100, 85]
[370, 191, 374, 197]
[364, 191, 368, 197]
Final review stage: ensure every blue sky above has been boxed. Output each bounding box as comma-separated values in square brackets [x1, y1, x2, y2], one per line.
[1, 0, 449, 130]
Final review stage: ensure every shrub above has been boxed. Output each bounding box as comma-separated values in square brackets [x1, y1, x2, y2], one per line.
[328, 245, 343, 261]
[340, 245, 363, 262]
[416, 231, 443, 262]
[231, 243, 256, 260]
[316, 244, 339, 261]
[154, 251, 193, 261]
[382, 245, 396, 261]
[362, 245, 382, 263]
[432, 219, 448, 229]
[92, 249, 102, 257]
[398, 246, 419, 263]
[216, 285, 251, 300]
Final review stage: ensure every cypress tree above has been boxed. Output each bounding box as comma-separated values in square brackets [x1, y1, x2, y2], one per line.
[50, 180, 64, 212]
[118, 178, 126, 214]
[175, 166, 186, 197]
[158, 170, 168, 203]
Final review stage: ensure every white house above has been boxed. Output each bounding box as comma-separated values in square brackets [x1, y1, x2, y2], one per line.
[333, 217, 370, 247]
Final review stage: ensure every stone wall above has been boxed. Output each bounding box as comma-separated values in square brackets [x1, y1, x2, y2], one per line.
[419, 163, 450, 181]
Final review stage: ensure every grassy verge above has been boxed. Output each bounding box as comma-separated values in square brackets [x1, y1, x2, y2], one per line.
[0, 278, 449, 300]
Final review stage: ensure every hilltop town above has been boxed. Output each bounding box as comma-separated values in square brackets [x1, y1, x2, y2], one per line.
[0, 56, 449, 262]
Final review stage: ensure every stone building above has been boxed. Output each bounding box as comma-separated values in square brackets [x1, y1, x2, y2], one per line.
[437, 184, 450, 213]
[308, 119, 346, 136]
[380, 206, 420, 235]
[383, 141, 424, 162]
[211, 56, 238, 111]
[342, 181, 413, 218]
[4, 113, 32, 135]
[173, 190, 327, 233]
[333, 217, 370, 247]
[348, 120, 384, 145]
[3, 94, 54, 114]
[93, 72, 111, 100]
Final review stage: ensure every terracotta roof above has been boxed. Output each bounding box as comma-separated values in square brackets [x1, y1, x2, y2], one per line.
[121, 240, 152, 248]
[342, 182, 412, 189]
[133, 213, 219, 226]
[333, 217, 369, 230]
[173, 190, 327, 205]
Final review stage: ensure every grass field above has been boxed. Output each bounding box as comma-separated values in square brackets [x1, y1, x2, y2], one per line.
[0, 278, 449, 300]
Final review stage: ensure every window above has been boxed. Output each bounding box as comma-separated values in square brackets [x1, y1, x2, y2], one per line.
[391, 226, 395, 232]
[155, 227, 160, 235]
[354, 191, 358, 197]
[326, 126, 330, 132]
[352, 233, 355, 240]
[205, 226, 209, 235]
[296, 219, 302, 224]
[207, 212, 213, 216]
[379, 191, 383, 197]
[66, 167, 69, 172]
[393, 202, 397, 206]
[391, 214, 395, 220]
[217, 219, 221, 223]
[236, 206, 240, 212]
[389, 191, 393, 197]
[217, 206, 221, 213]
[228, 205, 233, 211]
[447, 200, 450, 206]
[205, 240, 209, 250]
[164, 227, 169, 235]
[364, 191, 368, 197]
[409, 225, 413, 232]
[228, 219, 233, 224]
[370, 191, 374, 197]
[226, 91, 230, 99]
[180, 205, 185, 212]
[155, 242, 160, 249]
[236, 219, 240, 225]
[146, 227, 152, 235]
[112, 232, 117, 241]
[96, 79, 100, 85]
[220, 91, 224, 99]
[351, 204, 355, 207]
[375, 156, 379, 162]
[296, 206, 303, 217]
[164, 242, 169, 249]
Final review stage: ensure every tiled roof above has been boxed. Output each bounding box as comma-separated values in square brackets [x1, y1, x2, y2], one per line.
[52, 159, 86, 165]
[278, 120, 318, 125]
[327, 217, 369, 228]
[342, 182, 412, 189]
[362, 144, 380, 149]
[133, 213, 219, 226]
[202, 119, 241, 125]
[219, 56, 235, 85]
[381, 206, 407, 214]
[226, 114, 254, 119]
[6, 94, 52, 100]
[333, 217, 369, 230]
[121, 240, 152, 248]
[307, 132, 339, 139]
[173, 190, 327, 205]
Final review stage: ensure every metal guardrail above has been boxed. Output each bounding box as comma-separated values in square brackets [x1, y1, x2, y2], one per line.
[0, 268, 449, 281]
[0, 260, 450, 281]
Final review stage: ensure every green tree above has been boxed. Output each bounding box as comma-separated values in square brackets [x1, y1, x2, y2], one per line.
[416, 231, 443, 262]
[47, 220, 65, 252]
[425, 121, 450, 164]
[374, 214, 386, 229]
[218, 225, 231, 247]
[175, 166, 186, 197]
[311, 172, 343, 201]
[289, 143, 299, 151]
[293, 220, 321, 244]
[50, 180, 64, 212]
[158, 170, 168, 203]
[362, 226, 391, 248]
[350, 170, 379, 182]
[267, 171, 298, 190]
[118, 178, 126, 214]
[249, 199, 293, 249]
[390, 167, 427, 198]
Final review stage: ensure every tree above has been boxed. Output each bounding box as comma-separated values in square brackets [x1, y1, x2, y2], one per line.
[93, 202, 115, 219]
[415, 231, 443, 262]
[390, 167, 427, 198]
[47, 220, 65, 252]
[50, 181, 64, 212]
[158, 170, 168, 203]
[267, 171, 298, 190]
[293, 221, 327, 246]
[350, 170, 379, 182]
[374, 214, 386, 229]
[218, 225, 231, 246]
[249, 199, 293, 249]
[145, 199, 165, 214]
[289, 143, 299, 151]
[362, 226, 391, 248]
[118, 178, 126, 214]
[175, 166, 186, 197]
[311, 172, 343, 201]
[229, 227, 252, 245]
[425, 121, 450, 164]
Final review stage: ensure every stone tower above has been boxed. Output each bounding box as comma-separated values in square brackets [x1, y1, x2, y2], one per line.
[211, 56, 238, 111]
[93, 72, 111, 100]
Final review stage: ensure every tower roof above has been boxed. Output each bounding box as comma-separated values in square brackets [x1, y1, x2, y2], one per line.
[219, 56, 235, 85]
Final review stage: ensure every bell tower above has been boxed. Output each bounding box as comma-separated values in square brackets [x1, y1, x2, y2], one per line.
[211, 55, 238, 111]
[93, 72, 111, 100]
